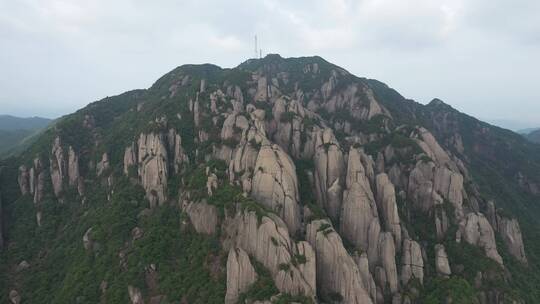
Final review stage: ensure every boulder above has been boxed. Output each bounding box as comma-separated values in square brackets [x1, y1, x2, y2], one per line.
[9, 290, 20, 304]
[225, 247, 258, 304]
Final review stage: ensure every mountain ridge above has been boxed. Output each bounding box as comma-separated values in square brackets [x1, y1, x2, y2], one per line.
[0, 54, 539, 303]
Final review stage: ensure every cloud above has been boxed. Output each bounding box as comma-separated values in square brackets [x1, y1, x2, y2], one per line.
[0, 0, 539, 126]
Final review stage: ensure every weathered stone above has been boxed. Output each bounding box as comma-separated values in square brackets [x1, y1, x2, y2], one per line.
[379, 232, 399, 294]
[354, 253, 377, 302]
[9, 290, 20, 304]
[251, 142, 301, 234]
[50, 137, 65, 198]
[313, 129, 344, 221]
[498, 216, 527, 263]
[128, 285, 144, 304]
[376, 174, 402, 250]
[401, 239, 424, 285]
[226, 211, 316, 298]
[18, 165, 29, 195]
[138, 133, 168, 207]
[458, 213, 503, 265]
[83, 227, 94, 251]
[225, 247, 257, 304]
[435, 244, 451, 276]
[307, 219, 373, 304]
[96, 152, 110, 177]
[185, 201, 218, 235]
[123, 145, 137, 176]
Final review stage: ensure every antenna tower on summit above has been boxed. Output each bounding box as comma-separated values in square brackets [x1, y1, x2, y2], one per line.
[254, 35, 258, 59]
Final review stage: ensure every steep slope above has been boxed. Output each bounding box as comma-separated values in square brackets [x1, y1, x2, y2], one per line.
[0, 54, 538, 304]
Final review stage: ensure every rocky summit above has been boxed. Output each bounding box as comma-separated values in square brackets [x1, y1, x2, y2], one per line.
[1, 54, 540, 303]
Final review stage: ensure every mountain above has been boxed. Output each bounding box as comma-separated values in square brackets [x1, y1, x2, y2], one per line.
[0, 115, 52, 157]
[517, 128, 540, 144]
[1, 54, 539, 303]
[0, 115, 51, 131]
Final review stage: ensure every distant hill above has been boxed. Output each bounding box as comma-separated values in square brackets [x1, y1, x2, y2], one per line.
[0, 115, 52, 157]
[525, 129, 540, 143]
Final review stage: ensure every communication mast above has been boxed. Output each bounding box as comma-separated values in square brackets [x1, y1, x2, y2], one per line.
[254, 35, 258, 59]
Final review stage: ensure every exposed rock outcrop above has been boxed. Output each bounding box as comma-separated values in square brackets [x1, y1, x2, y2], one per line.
[96, 153, 110, 177]
[307, 219, 373, 304]
[458, 213, 503, 265]
[313, 129, 345, 221]
[379, 232, 399, 294]
[376, 173, 402, 250]
[401, 238, 424, 285]
[497, 216, 527, 263]
[128, 285, 144, 304]
[225, 210, 316, 298]
[251, 142, 301, 234]
[184, 201, 218, 235]
[225, 247, 258, 304]
[50, 137, 65, 198]
[9, 290, 21, 304]
[354, 253, 377, 302]
[435, 244, 451, 276]
[138, 133, 168, 207]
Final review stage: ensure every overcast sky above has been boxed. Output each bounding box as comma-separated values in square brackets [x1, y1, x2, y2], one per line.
[1, 0, 539, 129]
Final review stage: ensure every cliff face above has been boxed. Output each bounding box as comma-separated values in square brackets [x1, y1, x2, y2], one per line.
[1, 54, 538, 303]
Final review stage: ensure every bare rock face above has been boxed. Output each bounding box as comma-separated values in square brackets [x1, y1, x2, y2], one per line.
[306, 219, 373, 304]
[354, 253, 377, 302]
[138, 133, 169, 207]
[408, 160, 442, 212]
[67, 146, 84, 195]
[83, 227, 94, 251]
[401, 239, 424, 285]
[9, 290, 21, 304]
[408, 159, 464, 219]
[435, 244, 451, 276]
[251, 142, 301, 234]
[128, 285, 144, 304]
[96, 153, 110, 177]
[184, 201, 218, 235]
[18, 165, 29, 195]
[340, 147, 380, 260]
[226, 211, 316, 298]
[415, 127, 452, 167]
[375, 173, 402, 250]
[123, 145, 137, 176]
[313, 128, 345, 221]
[167, 129, 188, 174]
[225, 247, 258, 304]
[497, 216, 527, 263]
[458, 213, 503, 265]
[34, 170, 45, 205]
[379, 232, 399, 294]
[206, 173, 218, 196]
[50, 137, 65, 198]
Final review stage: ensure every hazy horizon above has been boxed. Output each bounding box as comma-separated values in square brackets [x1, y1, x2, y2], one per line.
[1, 0, 539, 128]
